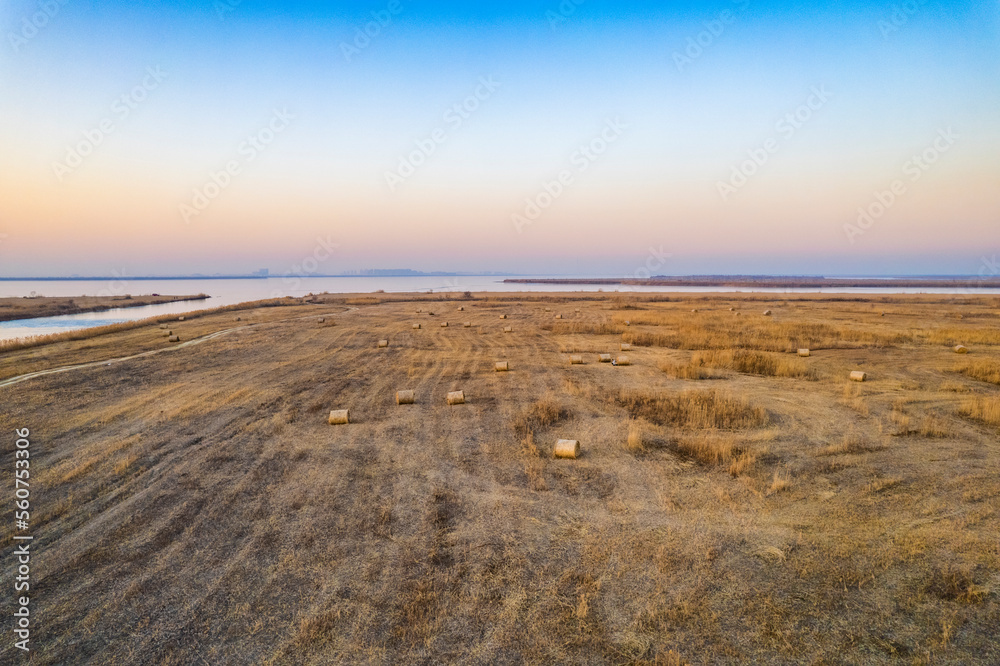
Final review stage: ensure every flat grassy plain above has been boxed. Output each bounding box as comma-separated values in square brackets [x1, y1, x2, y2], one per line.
[1, 292, 999, 664]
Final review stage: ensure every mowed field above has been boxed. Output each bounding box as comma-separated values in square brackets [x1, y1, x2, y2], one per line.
[2, 292, 1000, 664]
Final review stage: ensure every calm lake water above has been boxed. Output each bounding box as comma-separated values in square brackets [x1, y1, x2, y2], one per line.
[2, 276, 998, 343]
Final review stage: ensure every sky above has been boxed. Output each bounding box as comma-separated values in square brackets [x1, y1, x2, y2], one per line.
[0, 0, 998, 277]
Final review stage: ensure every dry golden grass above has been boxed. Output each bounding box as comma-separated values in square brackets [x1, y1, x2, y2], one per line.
[616, 389, 768, 429]
[958, 396, 1000, 427]
[2, 292, 999, 664]
[958, 359, 1000, 385]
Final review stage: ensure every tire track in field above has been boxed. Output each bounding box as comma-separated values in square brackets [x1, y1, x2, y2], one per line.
[0, 308, 357, 390]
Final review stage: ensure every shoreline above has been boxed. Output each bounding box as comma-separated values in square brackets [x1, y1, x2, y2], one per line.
[503, 277, 1000, 289]
[0, 294, 209, 323]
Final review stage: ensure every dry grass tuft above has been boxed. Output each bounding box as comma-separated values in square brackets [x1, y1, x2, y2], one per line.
[513, 397, 571, 439]
[624, 420, 645, 455]
[924, 563, 988, 603]
[767, 470, 792, 495]
[957, 396, 1000, 427]
[616, 389, 768, 430]
[817, 432, 884, 456]
[957, 359, 1000, 385]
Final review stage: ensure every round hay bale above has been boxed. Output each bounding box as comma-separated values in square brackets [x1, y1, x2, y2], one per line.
[620, 343, 632, 351]
[328, 409, 350, 425]
[624, 320, 630, 326]
[234, 316, 241, 321]
[545, 307, 551, 312]
[880, 312, 886, 317]
[599, 353, 612, 363]
[495, 361, 509, 372]
[458, 306, 464, 311]
[729, 307, 735, 312]
[691, 309, 698, 313]
[446, 390, 465, 405]
[570, 355, 583, 365]
[441, 322, 449, 327]
[763, 310, 772, 316]
[463, 322, 472, 328]
[954, 345, 969, 354]
[575, 308, 581, 313]
[555, 314, 563, 319]
[318, 318, 325, 323]
[735, 312, 741, 317]
[553, 439, 580, 459]
[378, 340, 389, 348]
[178, 316, 185, 321]
[162, 330, 173, 336]
[503, 326, 513, 333]
[797, 349, 810, 357]
[850, 371, 867, 382]
[159, 324, 168, 329]
[500, 314, 507, 319]
[396, 390, 415, 405]
[616, 355, 631, 366]
[168, 335, 180, 342]
[413, 323, 421, 329]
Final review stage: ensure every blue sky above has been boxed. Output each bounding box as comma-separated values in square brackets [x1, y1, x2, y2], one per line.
[0, 0, 997, 276]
